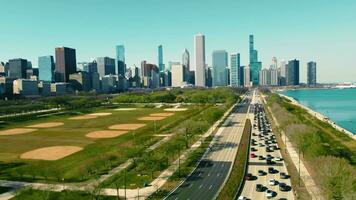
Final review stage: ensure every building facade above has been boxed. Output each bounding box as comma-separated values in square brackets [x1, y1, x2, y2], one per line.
[38, 56, 55, 82]
[171, 64, 185, 87]
[9, 58, 28, 79]
[194, 34, 206, 87]
[158, 45, 165, 72]
[230, 53, 240, 87]
[286, 59, 300, 86]
[55, 47, 77, 82]
[212, 50, 228, 87]
[307, 61, 317, 86]
[249, 35, 262, 86]
[116, 45, 126, 77]
[97, 57, 116, 78]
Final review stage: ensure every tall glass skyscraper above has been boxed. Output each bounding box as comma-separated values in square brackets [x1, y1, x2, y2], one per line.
[230, 53, 240, 87]
[286, 59, 300, 86]
[182, 48, 190, 82]
[249, 35, 262, 86]
[194, 34, 206, 87]
[38, 56, 55, 82]
[55, 47, 77, 82]
[307, 61, 317, 86]
[116, 45, 126, 77]
[212, 50, 228, 86]
[158, 45, 165, 72]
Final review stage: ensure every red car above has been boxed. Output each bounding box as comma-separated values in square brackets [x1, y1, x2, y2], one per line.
[250, 153, 256, 158]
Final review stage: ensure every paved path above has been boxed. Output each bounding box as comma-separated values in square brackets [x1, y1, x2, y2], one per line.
[165, 94, 251, 200]
[261, 94, 324, 200]
[241, 91, 294, 200]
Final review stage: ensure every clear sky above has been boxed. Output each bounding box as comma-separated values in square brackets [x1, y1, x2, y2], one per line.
[1, 0, 355, 83]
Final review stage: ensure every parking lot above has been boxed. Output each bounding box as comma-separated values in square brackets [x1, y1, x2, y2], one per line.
[239, 92, 294, 200]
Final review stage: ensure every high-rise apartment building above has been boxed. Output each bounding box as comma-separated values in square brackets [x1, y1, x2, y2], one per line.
[97, 57, 116, 77]
[286, 59, 300, 86]
[244, 65, 251, 87]
[212, 50, 228, 86]
[116, 45, 126, 77]
[230, 53, 240, 87]
[249, 35, 262, 86]
[194, 34, 206, 87]
[307, 61, 317, 86]
[55, 47, 77, 82]
[38, 56, 55, 82]
[279, 60, 287, 86]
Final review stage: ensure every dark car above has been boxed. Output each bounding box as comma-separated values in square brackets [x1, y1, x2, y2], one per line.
[256, 184, 264, 192]
[245, 173, 253, 180]
[268, 167, 274, 174]
[258, 170, 265, 176]
[280, 172, 289, 179]
[279, 182, 288, 191]
[259, 155, 264, 160]
[251, 147, 257, 152]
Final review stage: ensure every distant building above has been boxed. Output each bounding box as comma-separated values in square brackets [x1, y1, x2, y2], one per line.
[286, 59, 300, 86]
[140, 61, 159, 88]
[9, 58, 28, 79]
[239, 65, 245, 86]
[244, 65, 251, 87]
[206, 67, 213, 88]
[91, 72, 101, 92]
[116, 45, 126, 77]
[182, 49, 190, 82]
[38, 81, 51, 96]
[212, 50, 228, 86]
[249, 35, 262, 86]
[230, 53, 240, 87]
[69, 72, 91, 91]
[259, 68, 270, 86]
[101, 75, 117, 93]
[270, 68, 279, 86]
[279, 60, 287, 86]
[0, 77, 16, 96]
[158, 45, 165, 72]
[171, 64, 185, 87]
[307, 61, 317, 86]
[13, 79, 39, 96]
[97, 57, 116, 77]
[51, 82, 67, 95]
[38, 56, 55, 82]
[55, 47, 77, 82]
[194, 34, 206, 87]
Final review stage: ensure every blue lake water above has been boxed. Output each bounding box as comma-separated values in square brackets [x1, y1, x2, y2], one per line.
[280, 88, 356, 134]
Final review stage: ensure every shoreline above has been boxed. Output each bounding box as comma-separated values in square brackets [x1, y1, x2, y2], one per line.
[276, 93, 356, 140]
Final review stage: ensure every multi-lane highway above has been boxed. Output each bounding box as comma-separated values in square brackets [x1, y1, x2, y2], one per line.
[165, 93, 252, 200]
[240, 91, 294, 200]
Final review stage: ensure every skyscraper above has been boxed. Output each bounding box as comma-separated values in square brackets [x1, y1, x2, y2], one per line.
[171, 63, 184, 87]
[8, 58, 28, 79]
[212, 50, 228, 86]
[116, 45, 126, 77]
[158, 45, 165, 72]
[97, 57, 116, 77]
[38, 56, 55, 82]
[182, 49, 190, 82]
[55, 47, 77, 82]
[307, 61, 317, 86]
[230, 53, 240, 87]
[249, 35, 262, 86]
[244, 65, 251, 87]
[194, 34, 206, 87]
[279, 60, 287, 86]
[286, 59, 300, 86]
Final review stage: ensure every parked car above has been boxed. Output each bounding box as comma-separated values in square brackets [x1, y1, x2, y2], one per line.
[279, 182, 288, 191]
[275, 157, 283, 161]
[269, 178, 277, 186]
[245, 173, 253, 180]
[268, 167, 275, 173]
[238, 196, 247, 200]
[280, 172, 289, 179]
[256, 184, 264, 192]
[258, 170, 265, 176]
[266, 189, 274, 199]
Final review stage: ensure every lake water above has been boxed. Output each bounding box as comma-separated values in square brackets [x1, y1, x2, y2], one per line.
[280, 88, 356, 134]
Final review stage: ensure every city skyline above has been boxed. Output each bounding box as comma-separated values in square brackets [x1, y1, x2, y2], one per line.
[1, 0, 356, 83]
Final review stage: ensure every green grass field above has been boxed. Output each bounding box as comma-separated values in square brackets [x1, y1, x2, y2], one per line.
[0, 105, 201, 183]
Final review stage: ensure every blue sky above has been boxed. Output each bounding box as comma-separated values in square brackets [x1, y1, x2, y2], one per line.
[1, 0, 356, 83]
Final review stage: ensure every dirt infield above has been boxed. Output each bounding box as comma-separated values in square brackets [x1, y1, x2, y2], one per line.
[0, 128, 37, 136]
[114, 108, 138, 111]
[69, 115, 98, 120]
[88, 112, 112, 116]
[86, 130, 128, 139]
[27, 122, 64, 128]
[20, 146, 83, 161]
[138, 116, 167, 121]
[108, 124, 146, 130]
[163, 108, 188, 112]
[150, 112, 174, 117]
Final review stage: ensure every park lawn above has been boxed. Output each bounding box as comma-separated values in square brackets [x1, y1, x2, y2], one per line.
[0, 105, 199, 183]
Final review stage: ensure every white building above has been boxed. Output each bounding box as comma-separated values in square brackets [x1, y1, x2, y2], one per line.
[243, 65, 251, 87]
[230, 53, 240, 87]
[270, 68, 279, 86]
[194, 34, 206, 87]
[171, 64, 185, 87]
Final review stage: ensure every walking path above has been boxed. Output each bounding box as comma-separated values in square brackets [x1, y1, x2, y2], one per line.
[261, 94, 324, 200]
[0, 99, 239, 200]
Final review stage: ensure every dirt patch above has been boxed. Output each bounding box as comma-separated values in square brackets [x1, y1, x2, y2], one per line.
[138, 116, 166, 121]
[150, 112, 174, 117]
[20, 146, 83, 161]
[0, 128, 37, 136]
[163, 108, 188, 112]
[69, 115, 98, 120]
[86, 130, 128, 138]
[88, 112, 112, 116]
[114, 108, 138, 111]
[26, 122, 64, 128]
[108, 124, 146, 130]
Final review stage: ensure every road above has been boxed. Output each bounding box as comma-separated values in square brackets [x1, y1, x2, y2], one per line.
[240, 91, 294, 200]
[165, 93, 251, 200]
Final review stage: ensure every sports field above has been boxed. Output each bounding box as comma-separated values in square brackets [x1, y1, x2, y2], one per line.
[0, 105, 197, 183]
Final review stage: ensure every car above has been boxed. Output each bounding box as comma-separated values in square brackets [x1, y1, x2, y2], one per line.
[266, 189, 274, 199]
[259, 155, 264, 160]
[251, 147, 257, 152]
[245, 173, 253, 180]
[279, 182, 288, 191]
[269, 178, 277, 186]
[258, 170, 265, 176]
[256, 184, 264, 192]
[250, 153, 256, 158]
[238, 196, 247, 200]
[258, 143, 264, 147]
[266, 158, 273, 165]
[280, 172, 289, 179]
[275, 157, 283, 161]
[268, 167, 275, 173]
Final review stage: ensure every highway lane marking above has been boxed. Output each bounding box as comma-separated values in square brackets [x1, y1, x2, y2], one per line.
[208, 173, 211, 176]
[217, 173, 220, 177]
[199, 184, 203, 189]
[209, 185, 213, 190]
[188, 184, 193, 188]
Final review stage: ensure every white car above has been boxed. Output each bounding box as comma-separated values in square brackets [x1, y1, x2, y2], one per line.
[238, 196, 247, 200]
[275, 157, 283, 161]
[269, 178, 277, 186]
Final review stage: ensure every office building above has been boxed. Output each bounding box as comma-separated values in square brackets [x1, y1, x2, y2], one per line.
[206, 67, 213, 87]
[182, 49, 190, 82]
[158, 45, 165, 72]
[259, 68, 270, 86]
[116, 45, 126, 77]
[249, 35, 262, 86]
[51, 83, 67, 95]
[270, 68, 279, 86]
[38, 81, 51, 96]
[69, 72, 91, 91]
[97, 57, 116, 77]
[244, 65, 251, 87]
[307, 61, 317, 86]
[9, 58, 28, 79]
[230, 53, 240, 87]
[55, 47, 77, 82]
[141, 61, 159, 88]
[38, 56, 55, 82]
[13, 79, 39, 96]
[286, 59, 300, 86]
[194, 34, 206, 87]
[279, 60, 287, 86]
[101, 75, 117, 93]
[212, 50, 228, 86]
[171, 63, 185, 87]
